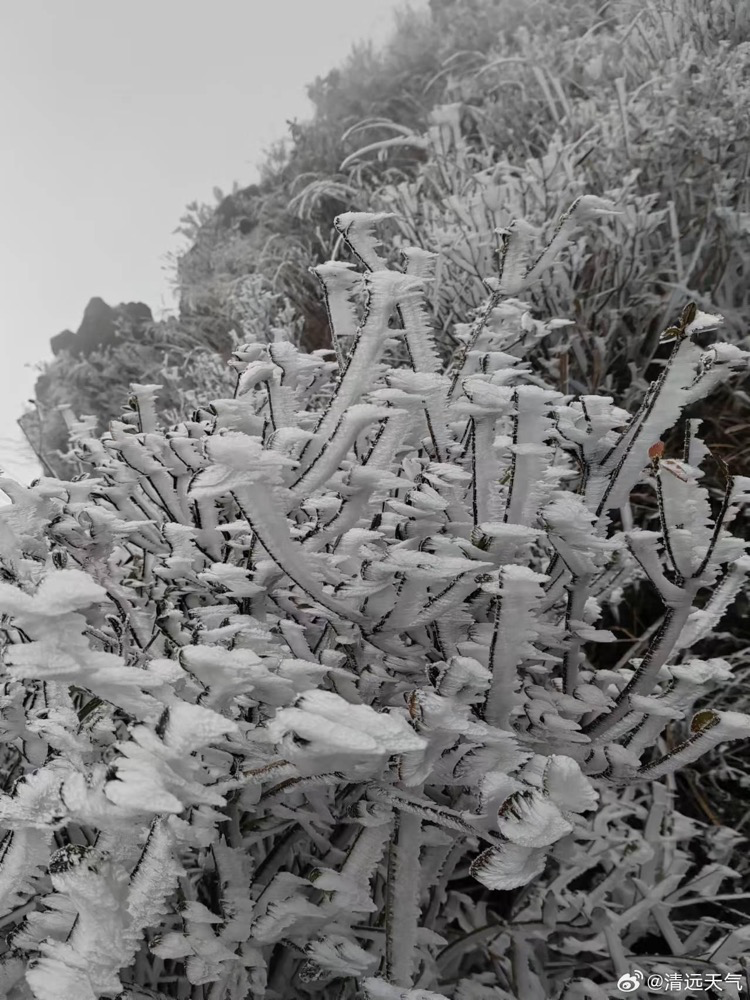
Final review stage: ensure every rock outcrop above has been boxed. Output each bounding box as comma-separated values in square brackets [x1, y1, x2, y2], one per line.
[50, 298, 153, 357]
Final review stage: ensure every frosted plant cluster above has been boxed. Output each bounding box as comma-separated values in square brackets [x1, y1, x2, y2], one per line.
[0, 205, 749, 999]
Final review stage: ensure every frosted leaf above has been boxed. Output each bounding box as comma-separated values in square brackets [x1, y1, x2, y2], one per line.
[572, 683, 612, 709]
[286, 690, 426, 753]
[306, 934, 379, 976]
[250, 895, 327, 945]
[422, 462, 471, 485]
[0, 827, 50, 918]
[149, 932, 191, 959]
[542, 756, 599, 814]
[0, 767, 65, 830]
[103, 736, 230, 816]
[629, 695, 684, 719]
[160, 702, 239, 755]
[685, 309, 724, 337]
[267, 707, 373, 756]
[334, 211, 395, 270]
[497, 564, 548, 588]
[0, 570, 106, 622]
[544, 493, 617, 565]
[277, 657, 330, 692]
[26, 946, 99, 1000]
[641, 711, 750, 780]
[497, 790, 573, 847]
[348, 800, 393, 827]
[694, 710, 750, 740]
[180, 645, 296, 708]
[235, 359, 281, 396]
[382, 370, 448, 396]
[458, 745, 530, 786]
[378, 548, 492, 581]
[7, 638, 163, 719]
[475, 770, 526, 825]
[602, 744, 642, 777]
[461, 378, 514, 411]
[571, 622, 617, 643]
[533, 711, 587, 738]
[730, 477, 750, 502]
[189, 432, 296, 498]
[145, 657, 185, 685]
[197, 562, 265, 597]
[59, 769, 139, 830]
[478, 523, 543, 543]
[103, 769, 184, 816]
[308, 869, 377, 913]
[668, 658, 733, 686]
[266, 693, 426, 779]
[435, 656, 491, 700]
[470, 841, 548, 891]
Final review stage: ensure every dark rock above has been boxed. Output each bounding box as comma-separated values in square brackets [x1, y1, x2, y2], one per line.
[116, 302, 154, 341]
[50, 330, 77, 356]
[48, 298, 153, 358]
[75, 297, 117, 355]
[118, 301, 153, 325]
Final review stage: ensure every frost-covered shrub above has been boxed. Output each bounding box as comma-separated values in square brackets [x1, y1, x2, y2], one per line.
[20, 315, 235, 481]
[1, 208, 749, 999]
[302, 0, 750, 403]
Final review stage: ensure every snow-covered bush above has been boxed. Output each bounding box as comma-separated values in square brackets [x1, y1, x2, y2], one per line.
[21, 315, 235, 481]
[1, 207, 749, 999]
[297, 0, 750, 402]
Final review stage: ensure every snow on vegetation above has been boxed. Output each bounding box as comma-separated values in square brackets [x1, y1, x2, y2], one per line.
[0, 207, 749, 999]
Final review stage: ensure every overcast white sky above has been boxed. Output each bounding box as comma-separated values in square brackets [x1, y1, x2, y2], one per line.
[0, 0, 426, 484]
